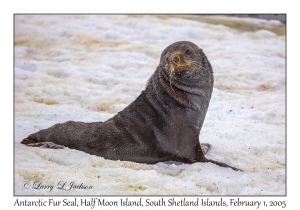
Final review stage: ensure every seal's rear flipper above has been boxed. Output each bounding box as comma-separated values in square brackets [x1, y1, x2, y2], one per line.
[21, 140, 64, 149]
[27, 142, 64, 149]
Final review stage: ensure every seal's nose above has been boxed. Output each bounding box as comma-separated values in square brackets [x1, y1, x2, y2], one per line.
[171, 54, 181, 65]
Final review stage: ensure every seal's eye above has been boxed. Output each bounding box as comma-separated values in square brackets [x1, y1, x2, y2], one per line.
[185, 49, 192, 55]
[166, 57, 169, 62]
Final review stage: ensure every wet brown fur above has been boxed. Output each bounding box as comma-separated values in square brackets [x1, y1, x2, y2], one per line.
[21, 41, 242, 171]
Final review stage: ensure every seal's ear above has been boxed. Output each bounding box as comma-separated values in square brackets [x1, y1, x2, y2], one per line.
[159, 61, 163, 67]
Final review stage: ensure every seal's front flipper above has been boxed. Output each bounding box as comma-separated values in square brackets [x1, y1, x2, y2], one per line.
[200, 143, 211, 154]
[203, 158, 243, 172]
[196, 142, 242, 171]
[26, 142, 64, 149]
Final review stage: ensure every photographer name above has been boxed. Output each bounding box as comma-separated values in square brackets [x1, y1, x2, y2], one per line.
[22, 181, 93, 191]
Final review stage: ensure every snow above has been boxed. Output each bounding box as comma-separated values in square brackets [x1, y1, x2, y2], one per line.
[14, 15, 285, 195]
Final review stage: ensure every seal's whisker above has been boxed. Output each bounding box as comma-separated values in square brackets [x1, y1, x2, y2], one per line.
[188, 60, 207, 67]
[193, 62, 208, 70]
[168, 65, 175, 91]
[188, 61, 208, 71]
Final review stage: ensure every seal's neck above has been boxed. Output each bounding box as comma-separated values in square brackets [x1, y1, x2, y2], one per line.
[158, 71, 200, 110]
[152, 66, 212, 109]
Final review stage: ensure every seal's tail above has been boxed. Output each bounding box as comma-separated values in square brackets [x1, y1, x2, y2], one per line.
[20, 138, 37, 145]
[21, 132, 39, 145]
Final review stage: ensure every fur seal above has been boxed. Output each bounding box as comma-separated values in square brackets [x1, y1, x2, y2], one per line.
[21, 41, 242, 171]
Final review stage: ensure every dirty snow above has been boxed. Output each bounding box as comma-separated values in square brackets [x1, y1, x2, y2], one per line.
[14, 15, 285, 195]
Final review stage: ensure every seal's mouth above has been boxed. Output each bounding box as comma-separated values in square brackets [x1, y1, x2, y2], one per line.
[175, 65, 191, 73]
[169, 50, 196, 75]
[170, 62, 195, 76]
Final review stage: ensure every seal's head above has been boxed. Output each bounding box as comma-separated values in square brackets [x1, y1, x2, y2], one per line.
[159, 41, 213, 85]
